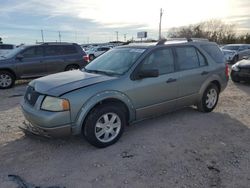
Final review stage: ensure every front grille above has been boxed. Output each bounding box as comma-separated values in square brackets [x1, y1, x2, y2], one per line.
[240, 68, 250, 74]
[25, 86, 40, 106]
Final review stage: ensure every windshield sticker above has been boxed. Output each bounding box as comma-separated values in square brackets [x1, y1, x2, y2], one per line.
[129, 49, 145, 53]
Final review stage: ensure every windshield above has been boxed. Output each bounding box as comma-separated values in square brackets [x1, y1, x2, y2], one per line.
[84, 48, 146, 75]
[222, 45, 240, 51]
[0, 46, 25, 58]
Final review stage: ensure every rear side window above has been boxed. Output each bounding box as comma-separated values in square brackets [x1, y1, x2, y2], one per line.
[44, 46, 61, 56]
[141, 48, 175, 75]
[176, 47, 199, 70]
[201, 44, 224, 63]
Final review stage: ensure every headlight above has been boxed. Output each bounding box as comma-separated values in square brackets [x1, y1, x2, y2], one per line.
[41, 96, 70, 112]
[232, 64, 240, 72]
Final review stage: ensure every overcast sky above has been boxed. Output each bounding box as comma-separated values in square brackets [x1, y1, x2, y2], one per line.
[0, 0, 250, 44]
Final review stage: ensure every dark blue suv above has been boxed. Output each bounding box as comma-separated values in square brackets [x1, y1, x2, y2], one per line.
[0, 42, 89, 89]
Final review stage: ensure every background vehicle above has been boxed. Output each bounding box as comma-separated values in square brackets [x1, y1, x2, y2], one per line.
[0, 42, 89, 89]
[0, 44, 16, 56]
[86, 46, 111, 61]
[231, 56, 250, 82]
[221, 44, 250, 64]
[21, 39, 228, 148]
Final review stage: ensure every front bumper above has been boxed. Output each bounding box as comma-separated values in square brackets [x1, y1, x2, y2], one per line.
[20, 121, 71, 138]
[21, 99, 72, 137]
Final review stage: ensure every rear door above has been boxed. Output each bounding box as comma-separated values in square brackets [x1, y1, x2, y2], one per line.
[174, 46, 209, 105]
[43, 45, 65, 74]
[15, 46, 47, 78]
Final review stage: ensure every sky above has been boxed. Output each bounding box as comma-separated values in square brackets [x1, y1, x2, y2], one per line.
[0, 0, 250, 44]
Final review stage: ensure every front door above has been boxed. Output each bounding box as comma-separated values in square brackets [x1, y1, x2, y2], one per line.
[126, 47, 180, 120]
[15, 46, 47, 78]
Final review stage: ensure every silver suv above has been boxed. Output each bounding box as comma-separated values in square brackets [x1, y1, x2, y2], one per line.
[21, 39, 228, 148]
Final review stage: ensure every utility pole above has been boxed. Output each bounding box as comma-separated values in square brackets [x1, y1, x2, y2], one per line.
[124, 34, 127, 42]
[159, 8, 163, 40]
[41, 29, 44, 43]
[115, 31, 118, 42]
[58, 31, 61, 42]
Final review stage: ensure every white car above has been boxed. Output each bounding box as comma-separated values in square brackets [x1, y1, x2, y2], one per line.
[221, 44, 250, 64]
[86, 47, 111, 61]
[0, 44, 16, 56]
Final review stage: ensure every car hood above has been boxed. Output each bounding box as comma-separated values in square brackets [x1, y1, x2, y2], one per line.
[236, 59, 250, 68]
[29, 70, 117, 96]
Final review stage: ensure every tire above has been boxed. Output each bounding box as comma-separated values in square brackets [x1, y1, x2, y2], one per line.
[65, 65, 79, 71]
[197, 83, 219, 113]
[231, 70, 240, 83]
[0, 71, 15, 89]
[83, 103, 126, 148]
[89, 54, 95, 61]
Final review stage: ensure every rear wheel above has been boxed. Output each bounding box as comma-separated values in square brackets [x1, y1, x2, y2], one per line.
[83, 104, 126, 148]
[197, 83, 219, 113]
[65, 65, 79, 71]
[0, 71, 15, 89]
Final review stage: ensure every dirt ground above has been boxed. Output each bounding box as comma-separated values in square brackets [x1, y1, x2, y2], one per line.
[0, 80, 250, 188]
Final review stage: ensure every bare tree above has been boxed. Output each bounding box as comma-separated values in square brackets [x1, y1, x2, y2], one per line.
[167, 19, 237, 44]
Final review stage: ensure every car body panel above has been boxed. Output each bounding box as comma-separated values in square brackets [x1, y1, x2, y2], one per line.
[21, 40, 228, 137]
[29, 70, 117, 96]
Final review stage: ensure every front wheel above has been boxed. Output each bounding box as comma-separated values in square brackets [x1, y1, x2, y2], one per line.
[83, 104, 126, 148]
[197, 83, 219, 113]
[0, 71, 15, 89]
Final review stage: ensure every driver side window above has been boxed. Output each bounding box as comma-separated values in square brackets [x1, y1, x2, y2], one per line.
[21, 47, 43, 58]
[140, 48, 175, 75]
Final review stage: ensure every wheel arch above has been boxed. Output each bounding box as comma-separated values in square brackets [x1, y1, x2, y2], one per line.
[72, 91, 135, 135]
[0, 68, 17, 79]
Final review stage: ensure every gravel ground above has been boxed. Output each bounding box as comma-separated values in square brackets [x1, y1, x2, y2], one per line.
[0, 80, 250, 188]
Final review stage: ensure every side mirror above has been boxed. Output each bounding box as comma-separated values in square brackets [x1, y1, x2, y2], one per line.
[16, 54, 24, 60]
[137, 69, 159, 79]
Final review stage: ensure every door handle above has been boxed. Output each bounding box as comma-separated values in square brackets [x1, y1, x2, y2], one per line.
[201, 71, 209, 75]
[166, 78, 177, 83]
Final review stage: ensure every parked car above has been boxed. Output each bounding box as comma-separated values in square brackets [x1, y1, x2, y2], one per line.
[86, 47, 111, 61]
[231, 57, 250, 82]
[221, 44, 250, 64]
[0, 42, 89, 89]
[0, 44, 16, 56]
[21, 39, 228, 148]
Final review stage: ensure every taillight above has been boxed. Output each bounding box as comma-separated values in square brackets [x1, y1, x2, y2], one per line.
[225, 63, 229, 80]
[83, 55, 89, 63]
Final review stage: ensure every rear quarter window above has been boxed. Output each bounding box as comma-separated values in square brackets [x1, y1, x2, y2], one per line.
[201, 44, 225, 64]
[62, 45, 78, 54]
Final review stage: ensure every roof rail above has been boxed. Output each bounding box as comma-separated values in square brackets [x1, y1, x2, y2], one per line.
[187, 38, 209, 42]
[40, 42, 75, 45]
[156, 39, 167, 45]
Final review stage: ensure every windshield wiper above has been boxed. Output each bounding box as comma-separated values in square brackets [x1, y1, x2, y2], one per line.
[84, 68, 120, 76]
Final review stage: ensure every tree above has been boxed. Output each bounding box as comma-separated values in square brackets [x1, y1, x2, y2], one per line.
[0, 37, 2, 44]
[167, 19, 238, 44]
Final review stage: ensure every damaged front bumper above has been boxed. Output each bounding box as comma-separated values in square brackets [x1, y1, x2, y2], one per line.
[19, 121, 71, 138]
